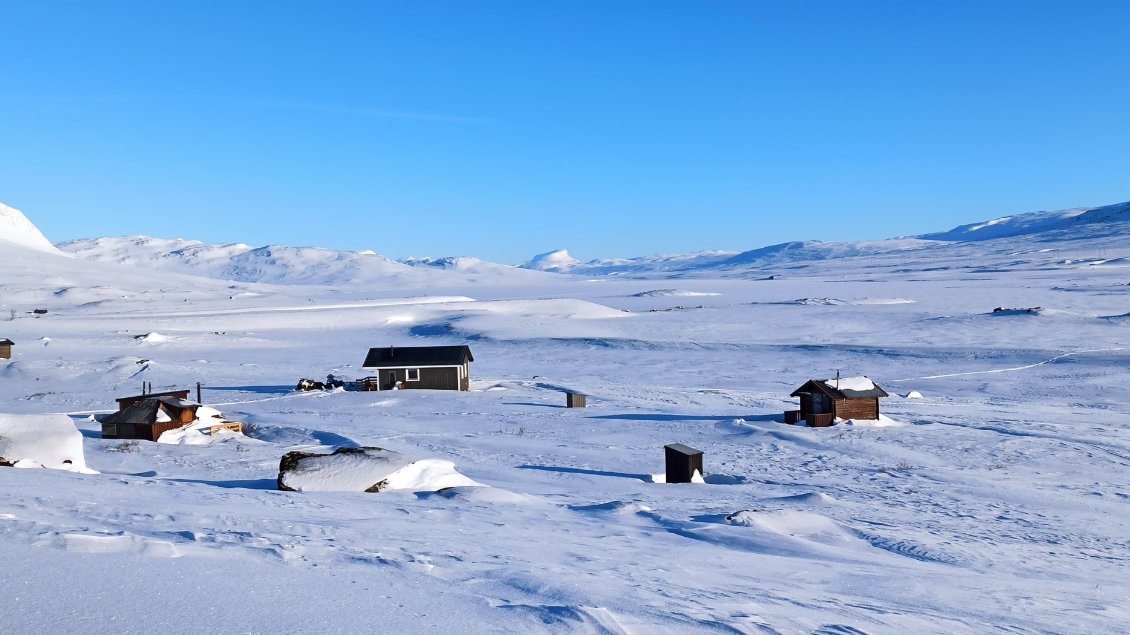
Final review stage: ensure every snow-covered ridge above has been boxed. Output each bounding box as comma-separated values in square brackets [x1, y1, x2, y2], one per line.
[41, 198, 1130, 284]
[0, 202, 63, 254]
[57, 236, 418, 285]
[917, 200, 1130, 242]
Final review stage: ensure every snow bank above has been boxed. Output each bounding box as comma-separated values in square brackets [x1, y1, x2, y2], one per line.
[842, 414, 906, 427]
[630, 289, 721, 298]
[824, 376, 875, 392]
[277, 447, 482, 493]
[0, 413, 97, 473]
[157, 427, 244, 445]
[725, 510, 858, 545]
[133, 332, 169, 343]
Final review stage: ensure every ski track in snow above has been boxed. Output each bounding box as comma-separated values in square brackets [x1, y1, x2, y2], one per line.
[890, 346, 1126, 382]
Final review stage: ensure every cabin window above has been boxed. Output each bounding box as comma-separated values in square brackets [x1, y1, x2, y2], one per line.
[406, 368, 420, 381]
[104, 424, 118, 436]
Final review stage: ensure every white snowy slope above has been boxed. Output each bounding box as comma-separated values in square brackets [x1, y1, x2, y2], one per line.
[0, 201, 64, 253]
[3, 200, 1130, 633]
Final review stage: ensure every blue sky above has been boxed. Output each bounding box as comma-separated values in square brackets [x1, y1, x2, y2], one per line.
[2, 1, 1128, 263]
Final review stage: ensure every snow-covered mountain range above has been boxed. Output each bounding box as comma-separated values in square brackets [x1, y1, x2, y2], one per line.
[36, 199, 1130, 283]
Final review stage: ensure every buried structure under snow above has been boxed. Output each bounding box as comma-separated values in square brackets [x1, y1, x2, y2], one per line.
[785, 376, 889, 427]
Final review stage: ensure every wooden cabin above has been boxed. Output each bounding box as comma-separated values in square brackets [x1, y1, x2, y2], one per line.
[0, 339, 12, 359]
[785, 377, 888, 427]
[102, 396, 199, 441]
[361, 345, 473, 391]
[115, 389, 191, 411]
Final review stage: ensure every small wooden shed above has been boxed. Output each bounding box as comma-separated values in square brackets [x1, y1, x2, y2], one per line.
[0, 339, 12, 359]
[785, 376, 888, 427]
[361, 345, 473, 391]
[102, 396, 199, 441]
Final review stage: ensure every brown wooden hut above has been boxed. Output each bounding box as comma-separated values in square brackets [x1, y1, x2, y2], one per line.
[785, 377, 888, 427]
[0, 339, 12, 359]
[102, 396, 199, 441]
[361, 345, 473, 391]
[115, 389, 191, 411]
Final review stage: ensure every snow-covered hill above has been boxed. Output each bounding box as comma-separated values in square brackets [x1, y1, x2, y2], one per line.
[46, 199, 1130, 284]
[518, 200, 1130, 277]
[57, 236, 418, 285]
[57, 237, 556, 286]
[0, 202, 64, 254]
[918, 200, 1130, 241]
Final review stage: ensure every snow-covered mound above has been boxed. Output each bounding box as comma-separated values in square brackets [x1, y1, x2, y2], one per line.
[630, 289, 721, 298]
[521, 248, 582, 272]
[0, 202, 63, 254]
[0, 413, 96, 473]
[277, 447, 482, 493]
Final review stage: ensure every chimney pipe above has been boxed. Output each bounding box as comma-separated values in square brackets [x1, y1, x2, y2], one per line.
[196, 382, 202, 404]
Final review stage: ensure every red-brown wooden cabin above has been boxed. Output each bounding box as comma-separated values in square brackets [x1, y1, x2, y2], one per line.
[785, 377, 888, 427]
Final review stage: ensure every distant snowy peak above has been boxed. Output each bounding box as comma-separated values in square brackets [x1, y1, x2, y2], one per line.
[919, 200, 1130, 242]
[522, 248, 581, 272]
[0, 202, 63, 254]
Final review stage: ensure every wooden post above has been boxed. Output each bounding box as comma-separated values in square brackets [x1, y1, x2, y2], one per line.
[664, 443, 704, 484]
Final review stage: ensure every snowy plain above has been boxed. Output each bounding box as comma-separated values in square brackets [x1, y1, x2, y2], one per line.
[2, 201, 1130, 633]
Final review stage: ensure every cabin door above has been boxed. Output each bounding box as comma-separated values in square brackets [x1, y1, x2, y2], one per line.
[810, 393, 831, 414]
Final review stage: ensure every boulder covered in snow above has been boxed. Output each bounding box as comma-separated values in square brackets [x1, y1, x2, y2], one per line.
[277, 446, 481, 493]
[0, 413, 97, 473]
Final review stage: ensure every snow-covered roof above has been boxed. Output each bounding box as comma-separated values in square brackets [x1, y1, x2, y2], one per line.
[791, 377, 889, 399]
[363, 345, 473, 368]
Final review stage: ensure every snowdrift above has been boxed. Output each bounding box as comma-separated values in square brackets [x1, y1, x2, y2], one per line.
[0, 413, 96, 473]
[277, 447, 482, 493]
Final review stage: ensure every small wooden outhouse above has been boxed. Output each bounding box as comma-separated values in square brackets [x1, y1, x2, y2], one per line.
[0, 339, 12, 359]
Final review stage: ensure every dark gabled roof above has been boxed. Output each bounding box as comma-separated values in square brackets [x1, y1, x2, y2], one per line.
[115, 389, 190, 404]
[790, 378, 889, 400]
[0, 339, 13, 346]
[103, 397, 198, 425]
[362, 345, 473, 368]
